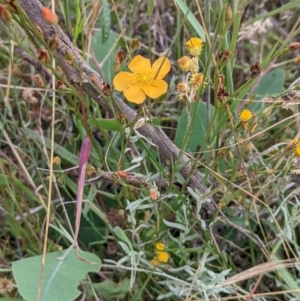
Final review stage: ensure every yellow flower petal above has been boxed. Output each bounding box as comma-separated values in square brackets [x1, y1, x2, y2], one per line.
[113, 72, 136, 91]
[123, 84, 146, 104]
[142, 79, 168, 99]
[186, 37, 203, 48]
[152, 57, 171, 79]
[128, 55, 151, 74]
[295, 146, 300, 157]
[240, 109, 253, 122]
[185, 37, 204, 56]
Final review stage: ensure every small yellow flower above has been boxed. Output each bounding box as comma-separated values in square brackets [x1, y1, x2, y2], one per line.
[178, 56, 190, 71]
[185, 37, 204, 56]
[155, 242, 165, 251]
[240, 109, 253, 122]
[157, 251, 169, 263]
[189, 72, 204, 89]
[295, 146, 300, 157]
[151, 242, 169, 266]
[113, 55, 170, 104]
[177, 56, 198, 73]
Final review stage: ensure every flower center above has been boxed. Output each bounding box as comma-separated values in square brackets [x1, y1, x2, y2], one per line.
[136, 71, 153, 85]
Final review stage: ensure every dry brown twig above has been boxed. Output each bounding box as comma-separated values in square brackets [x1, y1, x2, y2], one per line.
[18, 0, 213, 215]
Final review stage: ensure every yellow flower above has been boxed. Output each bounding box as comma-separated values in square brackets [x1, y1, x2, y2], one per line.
[185, 37, 204, 56]
[178, 56, 190, 70]
[113, 55, 170, 104]
[151, 242, 169, 266]
[295, 146, 300, 157]
[177, 56, 198, 73]
[189, 72, 204, 89]
[155, 242, 165, 251]
[157, 251, 169, 263]
[240, 109, 253, 122]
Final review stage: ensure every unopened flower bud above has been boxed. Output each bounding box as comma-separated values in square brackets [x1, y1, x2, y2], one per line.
[150, 187, 159, 201]
[225, 5, 232, 22]
[289, 42, 300, 51]
[0, 5, 12, 24]
[130, 38, 140, 50]
[114, 50, 124, 72]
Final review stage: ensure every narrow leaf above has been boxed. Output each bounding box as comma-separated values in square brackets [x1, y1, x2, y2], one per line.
[175, 0, 206, 41]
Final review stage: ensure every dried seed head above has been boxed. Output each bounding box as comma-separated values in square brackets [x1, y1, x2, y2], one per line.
[114, 50, 124, 72]
[107, 241, 118, 255]
[32, 74, 44, 87]
[48, 36, 59, 51]
[250, 62, 261, 76]
[34, 23, 44, 38]
[217, 50, 230, 63]
[22, 88, 38, 104]
[107, 207, 127, 227]
[56, 80, 67, 90]
[0, 5, 12, 24]
[38, 47, 49, 63]
[225, 5, 232, 22]
[217, 85, 229, 102]
[86, 165, 96, 176]
[150, 187, 159, 201]
[12, 64, 20, 76]
[102, 83, 111, 95]
[177, 81, 189, 92]
[0, 277, 14, 294]
[41, 105, 53, 121]
[289, 42, 300, 51]
[7, 0, 18, 12]
[130, 38, 140, 49]
[53, 156, 61, 165]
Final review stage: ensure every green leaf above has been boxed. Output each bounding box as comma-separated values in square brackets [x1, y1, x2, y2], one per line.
[89, 117, 160, 131]
[22, 128, 79, 165]
[254, 68, 285, 96]
[89, 278, 130, 299]
[251, 68, 285, 111]
[175, 101, 214, 151]
[100, 0, 111, 44]
[0, 299, 23, 301]
[272, 255, 300, 300]
[175, 0, 206, 41]
[12, 248, 101, 301]
[92, 30, 122, 82]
